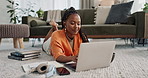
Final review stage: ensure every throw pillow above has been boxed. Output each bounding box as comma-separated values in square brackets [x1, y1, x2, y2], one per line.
[105, 1, 134, 24]
[95, 6, 111, 25]
[30, 19, 47, 27]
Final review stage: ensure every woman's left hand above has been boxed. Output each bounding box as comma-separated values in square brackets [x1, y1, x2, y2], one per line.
[56, 55, 78, 63]
[70, 55, 78, 62]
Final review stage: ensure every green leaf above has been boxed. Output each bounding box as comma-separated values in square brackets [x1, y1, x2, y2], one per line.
[15, 3, 19, 6]
[18, 20, 21, 23]
[10, 18, 14, 23]
[12, 1, 14, 5]
[16, 16, 19, 18]
[13, 17, 17, 24]
[6, 5, 12, 8]
[31, 10, 35, 12]
[7, 0, 12, 3]
[10, 13, 14, 17]
[143, 3, 148, 11]
[15, 8, 19, 10]
[7, 10, 14, 13]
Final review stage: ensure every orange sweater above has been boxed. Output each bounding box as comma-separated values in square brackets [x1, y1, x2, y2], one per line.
[50, 29, 82, 59]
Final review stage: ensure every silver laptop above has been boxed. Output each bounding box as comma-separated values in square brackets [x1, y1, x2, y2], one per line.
[65, 41, 116, 72]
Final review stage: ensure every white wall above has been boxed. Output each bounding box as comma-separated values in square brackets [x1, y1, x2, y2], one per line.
[0, 0, 10, 24]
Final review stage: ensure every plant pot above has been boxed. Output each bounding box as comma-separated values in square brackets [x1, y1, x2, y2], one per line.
[144, 10, 148, 13]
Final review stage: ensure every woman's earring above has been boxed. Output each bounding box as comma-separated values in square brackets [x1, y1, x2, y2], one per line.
[64, 26, 66, 32]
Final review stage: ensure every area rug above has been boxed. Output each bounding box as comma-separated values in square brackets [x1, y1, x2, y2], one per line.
[0, 41, 148, 78]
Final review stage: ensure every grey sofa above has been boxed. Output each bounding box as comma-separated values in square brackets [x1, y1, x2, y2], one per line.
[22, 9, 147, 39]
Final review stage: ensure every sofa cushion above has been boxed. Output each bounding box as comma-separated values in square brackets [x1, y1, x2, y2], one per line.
[30, 26, 52, 37]
[30, 19, 47, 27]
[105, 1, 134, 24]
[62, 9, 96, 25]
[95, 6, 111, 25]
[81, 24, 136, 35]
[30, 26, 62, 37]
[127, 14, 135, 25]
[80, 9, 96, 24]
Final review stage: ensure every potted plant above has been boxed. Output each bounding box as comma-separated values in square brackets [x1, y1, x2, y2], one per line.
[6, 0, 21, 24]
[36, 8, 44, 18]
[23, 1, 35, 16]
[6, 0, 36, 24]
[143, 3, 148, 13]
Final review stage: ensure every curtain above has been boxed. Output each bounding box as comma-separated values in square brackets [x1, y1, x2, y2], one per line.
[19, 0, 80, 11]
[80, 0, 93, 9]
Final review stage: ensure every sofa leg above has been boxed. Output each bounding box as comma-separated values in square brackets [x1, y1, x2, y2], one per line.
[123, 38, 129, 44]
[130, 38, 136, 48]
[13, 38, 18, 48]
[138, 38, 147, 46]
[18, 38, 24, 49]
[0, 38, 1, 45]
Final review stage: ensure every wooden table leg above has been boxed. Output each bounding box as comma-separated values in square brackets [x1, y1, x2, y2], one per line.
[18, 38, 24, 49]
[13, 38, 18, 48]
[0, 38, 1, 45]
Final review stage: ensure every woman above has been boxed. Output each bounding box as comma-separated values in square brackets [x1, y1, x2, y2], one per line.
[43, 7, 88, 63]
[42, 20, 58, 54]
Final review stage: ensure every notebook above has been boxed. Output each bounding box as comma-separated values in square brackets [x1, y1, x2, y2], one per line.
[65, 41, 116, 72]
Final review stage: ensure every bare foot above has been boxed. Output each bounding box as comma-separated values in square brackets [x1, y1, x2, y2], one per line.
[49, 20, 58, 31]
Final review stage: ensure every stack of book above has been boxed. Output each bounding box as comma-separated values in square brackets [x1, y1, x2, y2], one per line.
[8, 50, 41, 61]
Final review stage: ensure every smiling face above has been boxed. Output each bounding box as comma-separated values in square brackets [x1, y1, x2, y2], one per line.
[64, 14, 81, 38]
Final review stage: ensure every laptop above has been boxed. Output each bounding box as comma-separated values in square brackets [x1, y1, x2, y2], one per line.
[65, 41, 116, 72]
